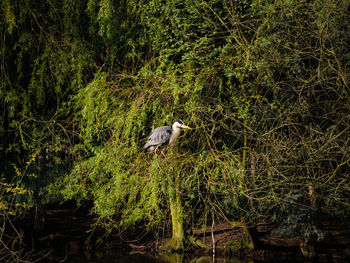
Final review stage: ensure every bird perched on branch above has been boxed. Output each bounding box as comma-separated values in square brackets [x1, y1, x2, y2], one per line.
[143, 120, 192, 153]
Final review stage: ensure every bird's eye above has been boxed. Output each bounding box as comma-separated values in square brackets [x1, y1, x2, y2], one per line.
[177, 119, 184, 124]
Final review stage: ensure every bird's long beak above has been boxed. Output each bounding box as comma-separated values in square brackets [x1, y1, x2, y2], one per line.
[181, 124, 192, 130]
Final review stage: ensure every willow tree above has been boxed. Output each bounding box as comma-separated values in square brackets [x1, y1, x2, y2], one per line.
[59, 0, 350, 251]
[53, 0, 225, 251]
[3, 0, 350, 256]
[57, 71, 214, 250]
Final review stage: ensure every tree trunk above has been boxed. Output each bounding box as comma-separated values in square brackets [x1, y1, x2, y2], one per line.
[161, 173, 185, 252]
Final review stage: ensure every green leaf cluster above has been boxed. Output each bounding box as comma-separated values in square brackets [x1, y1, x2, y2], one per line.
[1, 0, 350, 244]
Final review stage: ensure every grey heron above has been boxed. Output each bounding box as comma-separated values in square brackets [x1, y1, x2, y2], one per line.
[143, 120, 192, 153]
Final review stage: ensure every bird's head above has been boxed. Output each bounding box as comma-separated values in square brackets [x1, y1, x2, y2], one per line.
[172, 120, 192, 130]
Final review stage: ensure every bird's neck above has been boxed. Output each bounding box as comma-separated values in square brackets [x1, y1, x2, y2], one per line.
[169, 128, 181, 145]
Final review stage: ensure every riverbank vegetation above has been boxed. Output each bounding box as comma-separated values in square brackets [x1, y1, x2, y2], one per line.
[1, 0, 350, 260]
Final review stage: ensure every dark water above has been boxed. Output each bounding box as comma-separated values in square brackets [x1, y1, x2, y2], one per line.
[62, 253, 164, 263]
[35, 238, 306, 263]
[39, 241, 307, 263]
[45, 249, 255, 263]
[56, 255, 249, 263]
[37, 233, 303, 263]
[45, 250, 304, 263]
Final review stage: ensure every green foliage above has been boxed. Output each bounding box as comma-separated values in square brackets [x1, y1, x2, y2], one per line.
[0, 0, 98, 209]
[0, 151, 39, 217]
[1, 0, 350, 246]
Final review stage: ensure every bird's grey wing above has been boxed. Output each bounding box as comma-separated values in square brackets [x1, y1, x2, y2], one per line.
[144, 126, 172, 150]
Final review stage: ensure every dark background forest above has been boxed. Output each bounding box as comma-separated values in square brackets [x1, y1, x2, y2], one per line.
[1, 0, 350, 260]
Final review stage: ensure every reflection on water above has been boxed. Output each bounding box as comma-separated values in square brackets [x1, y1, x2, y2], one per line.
[49, 250, 254, 263]
[63, 253, 160, 263]
[55, 254, 254, 263]
[161, 252, 253, 263]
